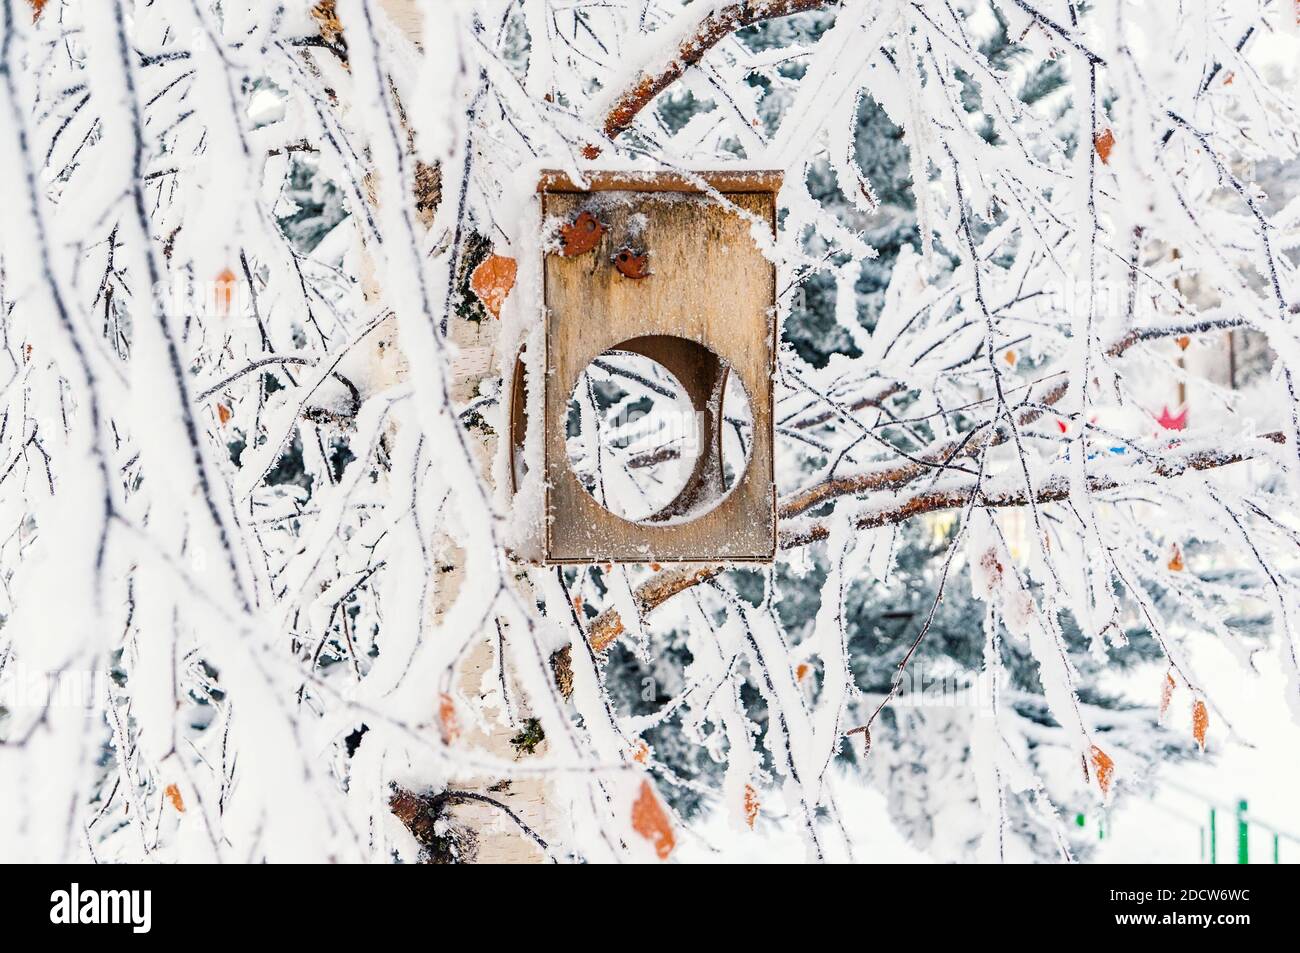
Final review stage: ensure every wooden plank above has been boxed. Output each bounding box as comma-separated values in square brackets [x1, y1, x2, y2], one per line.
[538, 168, 783, 195]
[542, 186, 777, 563]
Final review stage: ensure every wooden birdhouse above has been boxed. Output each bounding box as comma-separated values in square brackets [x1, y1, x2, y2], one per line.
[522, 169, 780, 565]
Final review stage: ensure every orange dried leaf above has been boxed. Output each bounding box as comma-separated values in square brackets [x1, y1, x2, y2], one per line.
[469, 254, 517, 319]
[1192, 699, 1209, 751]
[1167, 544, 1185, 572]
[743, 783, 759, 829]
[164, 783, 185, 813]
[1089, 744, 1115, 797]
[1159, 671, 1175, 721]
[1094, 127, 1116, 164]
[630, 779, 675, 860]
[649, 562, 662, 572]
[590, 617, 624, 653]
[631, 740, 649, 764]
[1003, 349, 1017, 366]
[1222, 71, 1234, 86]
[795, 662, 811, 683]
[214, 267, 237, 314]
[438, 692, 460, 744]
[217, 402, 232, 426]
[1176, 335, 1191, 351]
[580, 143, 602, 160]
[29, 0, 46, 20]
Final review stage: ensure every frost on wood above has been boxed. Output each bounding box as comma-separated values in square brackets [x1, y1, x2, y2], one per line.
[0, 0, 1297, 864]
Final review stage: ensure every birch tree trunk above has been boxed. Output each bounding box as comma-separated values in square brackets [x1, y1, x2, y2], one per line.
[353, 0, 554, 864]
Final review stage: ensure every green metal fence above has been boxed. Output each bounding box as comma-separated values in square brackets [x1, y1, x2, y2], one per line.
[1082, 790, 1298, 862]
[1200, 798, 1300, 864]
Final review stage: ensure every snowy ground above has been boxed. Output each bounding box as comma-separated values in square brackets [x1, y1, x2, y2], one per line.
[1092, 632, 1300, 865]
[676, 626, 1300, 864]
[680, 743, 1299, 865]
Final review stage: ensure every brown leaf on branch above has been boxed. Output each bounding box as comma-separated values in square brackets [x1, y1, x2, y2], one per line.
[550, 644, 575, 697]
[164, 783, 185, 813]
[631, 779, 675, 860]
[589, 616, 624, 654]
[1089, 745, 1115, 797]
[1094, 127, 1116, 164]
[743, 783, 760, 829]
[1159, 671, 1175, 722]
[217, 403, 232, 426]
[469, 254, 517, 319]
[1167, 544, 1185, 572]
[214, 268, 237, 315]
[1192, 699, 1209, 751]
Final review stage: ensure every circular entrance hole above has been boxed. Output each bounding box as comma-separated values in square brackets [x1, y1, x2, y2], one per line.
[565, 344, 753, 524]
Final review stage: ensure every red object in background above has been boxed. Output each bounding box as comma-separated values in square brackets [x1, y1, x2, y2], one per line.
[1156, 406, 1188, 431]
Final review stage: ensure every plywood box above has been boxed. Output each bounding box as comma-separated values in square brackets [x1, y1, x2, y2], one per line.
[535, 170, 780, 564]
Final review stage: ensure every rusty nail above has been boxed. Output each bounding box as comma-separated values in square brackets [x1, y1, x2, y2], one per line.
[558, 211, 604, 257]
[612, 247, 650, 279]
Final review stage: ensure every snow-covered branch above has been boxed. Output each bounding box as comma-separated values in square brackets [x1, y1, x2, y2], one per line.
[2, 0, 1298, 865]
